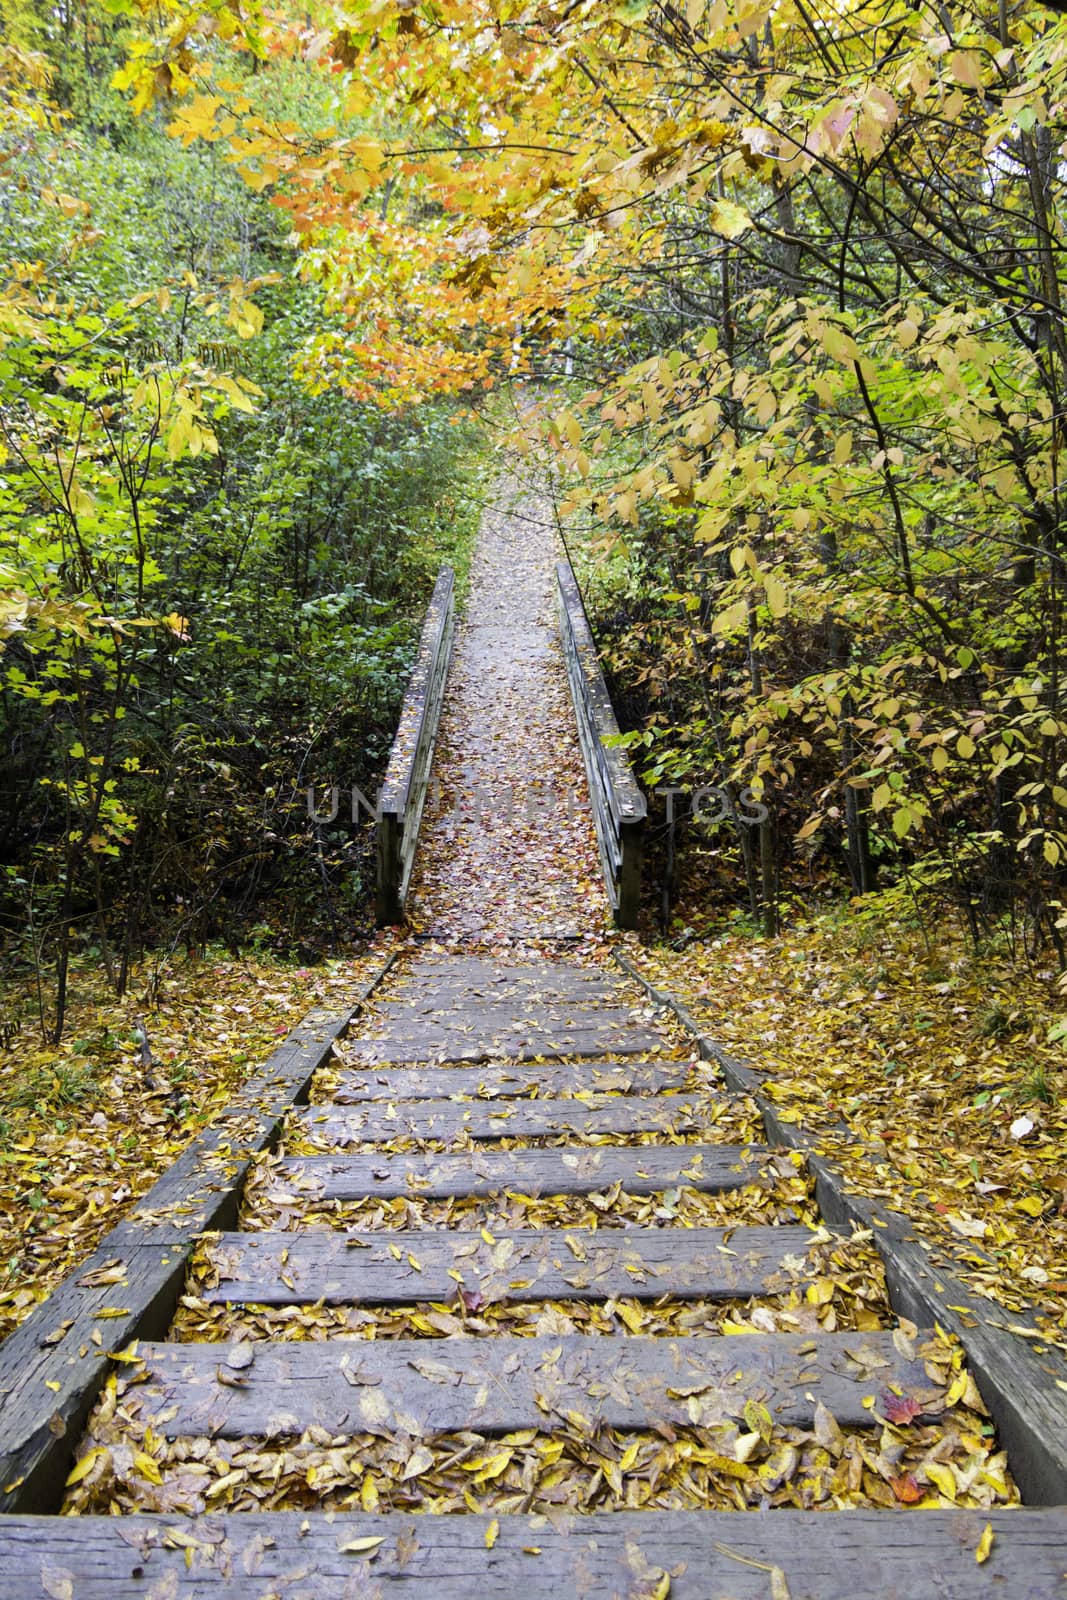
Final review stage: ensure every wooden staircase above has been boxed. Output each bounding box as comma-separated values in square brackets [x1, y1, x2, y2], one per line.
[1, 952, 1065, 1598]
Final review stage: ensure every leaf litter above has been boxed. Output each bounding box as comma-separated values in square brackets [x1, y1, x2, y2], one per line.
[626, 922, 1067, 1343]
[0, 948, 389, 1339]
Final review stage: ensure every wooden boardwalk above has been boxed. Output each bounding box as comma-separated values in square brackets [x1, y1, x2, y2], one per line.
[2, 950, 1066, 1596]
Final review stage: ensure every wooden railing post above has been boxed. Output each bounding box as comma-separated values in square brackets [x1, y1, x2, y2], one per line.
[556, 560, 647, 927]
[375, 567, 455, 925]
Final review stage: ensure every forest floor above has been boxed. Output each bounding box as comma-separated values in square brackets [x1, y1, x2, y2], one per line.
[628, 915, 1067, 1348]
[0, 946, 390, 1340]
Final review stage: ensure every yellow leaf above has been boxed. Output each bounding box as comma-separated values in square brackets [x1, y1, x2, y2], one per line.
[951, 51, 982, 88]
[765, 575, 787, 617]
[339, 1536, 385, 1554]
[485, 1518, 500, 1549]
[713, 599, 748, 636]
[975, 1523, 994, 1564]
[925, 1461, 957, 1501]
[133, 1450, 162, 1485]
[65, 1447, 109, 1486]
[710, 198, 751, 238]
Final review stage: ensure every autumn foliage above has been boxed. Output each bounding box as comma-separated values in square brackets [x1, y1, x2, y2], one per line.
[96, 0, 1067, 947]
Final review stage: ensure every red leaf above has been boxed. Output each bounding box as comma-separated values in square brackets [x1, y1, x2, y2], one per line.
[881, 1389, 924, 1425]
[890, 1472, 923, 1503]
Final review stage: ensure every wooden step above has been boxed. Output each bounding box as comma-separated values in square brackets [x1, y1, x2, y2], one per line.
[343, 1019, 668, 1064]
[297, 1093, 727, 1145]
[133, 1329, 943, 1437]
[330, 1060, 695, 1103]
[271, 1144, 772, 1201]
[366, 1000, 647, 1026]
[382, 970, 628, 1004]
[201, 1224, 837, 1306]
[4, 1509, 1065, 1597]
[400, 957, 616, 988]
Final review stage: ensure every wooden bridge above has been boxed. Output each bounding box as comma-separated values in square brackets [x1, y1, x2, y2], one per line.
[1, 501, 1066, 1596]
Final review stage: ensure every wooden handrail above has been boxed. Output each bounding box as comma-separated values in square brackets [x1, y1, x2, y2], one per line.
[375, 566, 455, 924]
[556, 559, 647, 928]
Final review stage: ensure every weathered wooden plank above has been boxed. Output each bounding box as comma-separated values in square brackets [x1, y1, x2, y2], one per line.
[376, 566, 455, 924]
[382, 968, 626, 1003]
[273, 1143, 770, 1202]
[557, 559, 646, 928]
[0, 1230, 192, 1518]
[0, 969, 395, 1516]
[297, 1092, 728, 1144]
[202, 1224, 836, 1306]
[402, 957, 611, 984]
[330, 1060, 696, 1103]
[3, 1509, 1065, 1598]
[359, 999, 659, 1027]
[344, 1021, 668, 1065]
[133, 1329, 943, 1438]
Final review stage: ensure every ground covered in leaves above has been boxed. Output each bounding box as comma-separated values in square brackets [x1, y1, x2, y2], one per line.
[0, 944, 390, 1338]
[66, 1385, 1011, 1520]
[628, 913, 1067, 1344]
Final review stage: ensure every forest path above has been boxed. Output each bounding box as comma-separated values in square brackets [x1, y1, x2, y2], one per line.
[407, 464, 608, 939]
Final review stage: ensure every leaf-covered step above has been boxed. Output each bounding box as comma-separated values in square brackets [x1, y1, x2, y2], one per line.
[4, 1509, 1064, 1598]
[329, 1060, 695, 1103]
[199, 1224, 840, 1307]
[272, 1145, 775, 1202]
[398, 956, 621, 986]
[298, 1093, 730, 1145]
[380, 963, 628, 1004]
[342, 1017, 669, 1064]
[133, 1329, 943, 1438]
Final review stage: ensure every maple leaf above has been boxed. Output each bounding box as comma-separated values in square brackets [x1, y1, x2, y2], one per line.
[880, 1390, 924, 1425]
